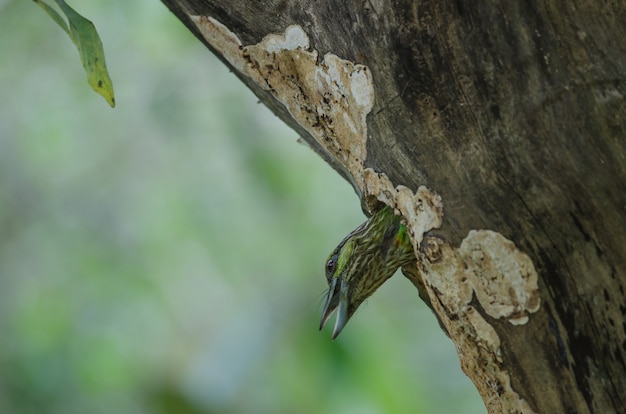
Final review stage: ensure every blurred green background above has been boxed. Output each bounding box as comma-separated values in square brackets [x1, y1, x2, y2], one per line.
[0, 1, 484, 413]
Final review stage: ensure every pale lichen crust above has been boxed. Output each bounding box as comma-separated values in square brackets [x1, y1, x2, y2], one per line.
[460, 230, 541, 325]
[190, 17, 373, 190]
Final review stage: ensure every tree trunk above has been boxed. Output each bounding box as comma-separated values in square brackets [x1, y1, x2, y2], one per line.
[160, 1, 626, 412]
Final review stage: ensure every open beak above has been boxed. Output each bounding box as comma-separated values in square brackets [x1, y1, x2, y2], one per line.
[319, 278, 350, 339]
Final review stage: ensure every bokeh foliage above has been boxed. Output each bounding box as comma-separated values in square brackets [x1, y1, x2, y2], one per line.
[0, 1, 483, 413]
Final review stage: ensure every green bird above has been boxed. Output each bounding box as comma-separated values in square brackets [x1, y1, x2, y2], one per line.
[320, 206, 416, 339]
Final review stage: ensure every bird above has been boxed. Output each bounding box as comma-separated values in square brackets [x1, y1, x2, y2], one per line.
[320, 205, 416, 339]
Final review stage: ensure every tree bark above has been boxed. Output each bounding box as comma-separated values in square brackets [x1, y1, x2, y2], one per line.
[160, 1, 626, 412]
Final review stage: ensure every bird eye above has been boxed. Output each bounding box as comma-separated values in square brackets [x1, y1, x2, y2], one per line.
[326, 258, 336, 275]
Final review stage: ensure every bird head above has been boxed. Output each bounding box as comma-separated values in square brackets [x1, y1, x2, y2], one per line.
[319, 206, 415, 339]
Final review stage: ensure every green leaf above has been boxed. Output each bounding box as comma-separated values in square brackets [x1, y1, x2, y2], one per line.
[34, 0, 115, 107]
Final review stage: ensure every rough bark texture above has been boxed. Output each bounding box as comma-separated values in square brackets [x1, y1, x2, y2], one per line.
[160, 1, 626, 412]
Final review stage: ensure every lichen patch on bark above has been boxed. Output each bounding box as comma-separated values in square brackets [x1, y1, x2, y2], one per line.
[420, 231, 540, 326]
[415, 230, 541, 413]
[190, 16, 374, 189]
[460, 230, 541, 325]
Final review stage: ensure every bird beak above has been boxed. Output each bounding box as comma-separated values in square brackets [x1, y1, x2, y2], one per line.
[320, 278, 339, 330]
[320, 278, 351, 339]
